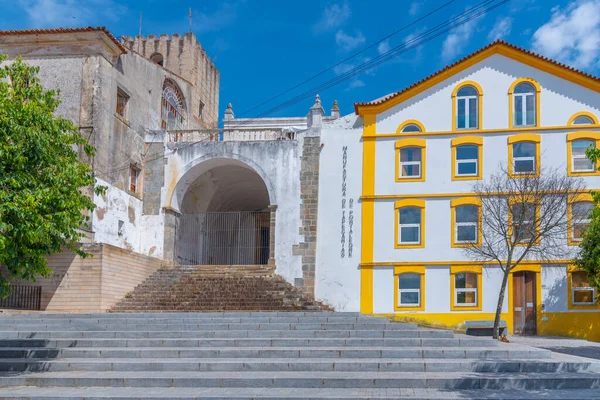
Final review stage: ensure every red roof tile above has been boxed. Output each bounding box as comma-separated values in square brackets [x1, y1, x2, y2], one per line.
[0, 26, 127, 54]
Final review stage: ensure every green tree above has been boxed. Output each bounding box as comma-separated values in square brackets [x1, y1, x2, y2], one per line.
[0, 55, 103, 297]
[574, 147, 600, 296]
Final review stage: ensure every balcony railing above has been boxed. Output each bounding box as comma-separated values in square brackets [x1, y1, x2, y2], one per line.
[167, 129, 297, 143]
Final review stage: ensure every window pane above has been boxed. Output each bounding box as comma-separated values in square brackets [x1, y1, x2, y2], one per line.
[401, 147, 421, 162]
[572, 271, 591, 288]
[513, 142, 536, 157]
[526, 95, 535, 125]
[514, 159, 535, 173]
[573, 140, 594, 156]
[400, 207, 421, 224]
[402, 164, 421, 177]
[573, 222, 590, 239]
[512, 203, 536, 220]
[574, 158, 595, 171]
[455, 273, 478, 289]
[457, 85, 478, 96]
[457, 145, 478, 160]
[401, 124, 422, 132]
[574, 289, 594, 303]
[573, 115, 594, 125]
[400, 291, 420, 304]
[514, 82, 535, 94]
[573, 201, 594, 216]
[455, 273, 466, 289]
[514, 96, 523, 126]
[457, 291, 467, 304]
[458, 162, 477, 175]
[399, 273, 421, 289]
[463, 291, 476, 304]
[457, 225, 477, 242]
[456, 205, 478, 223]
[400, 226, 420, 242]
[457, 98, 466, 129]
[469, 98, 478, 128]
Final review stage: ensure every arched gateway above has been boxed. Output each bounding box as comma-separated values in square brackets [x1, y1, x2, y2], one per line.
[171, 158, 274, 266]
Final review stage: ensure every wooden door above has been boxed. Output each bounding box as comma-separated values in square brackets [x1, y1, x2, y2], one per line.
[512, 271, 537, 335]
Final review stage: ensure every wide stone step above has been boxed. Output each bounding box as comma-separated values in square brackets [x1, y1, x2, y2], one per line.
[0, 329, 453, 339]
[1, 387, 600, 399]
[0, 316, 388, 324]
[0, 346, 550, 360]
[1, 358, 597, 373]
[0, 370, 598, 389]
[0, 337, 495, 348]
[0, 312, 358, 318]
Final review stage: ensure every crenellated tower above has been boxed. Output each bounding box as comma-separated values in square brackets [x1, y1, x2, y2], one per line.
[121, 32, 220, 128]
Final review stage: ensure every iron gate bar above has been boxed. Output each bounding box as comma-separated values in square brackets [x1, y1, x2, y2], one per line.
[0, 285, 42, 310]
[177, 211, 270, 266]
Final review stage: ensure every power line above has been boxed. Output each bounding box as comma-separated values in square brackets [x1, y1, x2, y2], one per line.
[105, 0, 510, 175]
[236, 0, 458, 118]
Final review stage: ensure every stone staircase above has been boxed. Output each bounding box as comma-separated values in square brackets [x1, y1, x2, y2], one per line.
[110, 265, 329, 312]
[0, 312, 599, 398]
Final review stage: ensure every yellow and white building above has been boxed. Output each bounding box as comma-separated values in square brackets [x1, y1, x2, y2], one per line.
[315, 41, 600, 341]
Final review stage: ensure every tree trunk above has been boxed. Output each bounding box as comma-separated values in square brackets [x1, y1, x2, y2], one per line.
[493, 270, 510, 339]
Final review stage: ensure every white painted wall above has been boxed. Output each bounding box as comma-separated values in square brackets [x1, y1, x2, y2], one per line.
[315, 115, 363, 310]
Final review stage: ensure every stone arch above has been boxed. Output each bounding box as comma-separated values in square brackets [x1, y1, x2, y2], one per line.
[150, 52, 164, 66]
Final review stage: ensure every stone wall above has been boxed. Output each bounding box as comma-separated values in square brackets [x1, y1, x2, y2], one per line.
[293, 137, 321, 297]
[1, 244, 164, 313]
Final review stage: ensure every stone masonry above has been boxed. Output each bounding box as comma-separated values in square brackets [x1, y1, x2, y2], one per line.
[293, 137, 321, 297]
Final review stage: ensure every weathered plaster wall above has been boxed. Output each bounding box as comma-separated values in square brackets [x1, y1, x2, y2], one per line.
[315, 115, 363, 310]
[163, 140, 303, 284]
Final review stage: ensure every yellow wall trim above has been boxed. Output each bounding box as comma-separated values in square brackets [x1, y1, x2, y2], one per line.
[507, 133, 541, 144]
[361, 189, 588, 200]
[450, 265, 483, 274]
[451, 136, 484, 146]
[360, 260, 570, 267]
[511, 264, 541, 273]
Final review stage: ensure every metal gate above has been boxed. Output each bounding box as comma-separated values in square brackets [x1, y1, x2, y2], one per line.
[177, 211, 270, 265]
[0, 285, 42, 310]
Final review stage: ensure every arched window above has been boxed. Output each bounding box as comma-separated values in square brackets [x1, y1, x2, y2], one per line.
[568, 112, 598, 125]
[455, 85, 480, 129]
[450, 198, 481, 247]
[566, 132, 600, 176]
[510, 80, 539, 127]
[508, 134, 541, 177]
[394, 199, 426, 248]
[395, 138, 426, 182]
[150, 53, 164, 66]
[396, 120, 425, 134]
[573, 115, 594, 125]
[394, 266, 425, 311]
[161, 79, 187, 130]
[402, 124, 421, 132]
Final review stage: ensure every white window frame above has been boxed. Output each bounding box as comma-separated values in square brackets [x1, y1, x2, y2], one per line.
[456, 95, 478, 130]
[455, 221, 478, 244]
[514, 91, 536, 127]
[455, 145, 478, 177]
[399, 223, 421, 245]
[455, 287, 478, 307]
[398, 288, 421, 307]
[399, 147, 422, 178]
[572, 140, 596, 173]
[572, 286, 596, 306]
[512, 143, 536, 175]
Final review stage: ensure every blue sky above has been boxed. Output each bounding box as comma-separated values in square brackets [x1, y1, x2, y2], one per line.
[2, 0, 600, 121]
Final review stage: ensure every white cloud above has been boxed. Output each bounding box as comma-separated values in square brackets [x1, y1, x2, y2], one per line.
[409, 1, 422, 16]
[532, 0, 600, 69]
[18, 0, 126, 27]
[488, 17, 513, 41]
[378, 40, 391, 55]
[193, 2, 241, 33]
[333, 63, 355, 75]
[314, 1, 351, 32]
[335, 29, 365, 51]
[348, 79, 365, 89]
[441, 11, 480, 62]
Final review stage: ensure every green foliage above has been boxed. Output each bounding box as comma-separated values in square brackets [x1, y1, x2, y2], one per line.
[0, 54, 101, 298]
[574, 147, 600, 296]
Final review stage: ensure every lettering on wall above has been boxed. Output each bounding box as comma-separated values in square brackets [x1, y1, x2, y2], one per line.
[341, 146, 353, 258]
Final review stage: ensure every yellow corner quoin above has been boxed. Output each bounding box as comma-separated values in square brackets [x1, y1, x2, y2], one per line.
[566, 131, 600, 177]
[450, 265, 483, 311]
[567, 265, 600, 310]
[507, 133, 541, 178]
[567, 193, 594, 246]
[452, 80, 484, 131]
[360, 114, 377, 314]
[393, 266, 425, 311]
[395, 138, 426, 183]
[451, 136, 483, 181]
[450, 197, 482, 248]
[396, 119, 426, 134]
[568, 111, 599, 125]
[394, 199, 426, 249]
[508, 77, 541, 129]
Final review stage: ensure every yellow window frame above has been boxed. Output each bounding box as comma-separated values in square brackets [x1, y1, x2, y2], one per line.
[566, 131, 600, 177]
[450, 197, 482, 248]
[508, 196, 541, 247]
[394, 266, 425, 311]
[450, 265, 483, 311]
[567, 265, 600, 310]
[567, 193, 594, 246]
[507, 134, 541, 178]
[567, 111, 599, 126]
[396, 119, 426, 134]
[395, 138, 426, 182]
[508, 78, 541, 129]
[394, 199, 426, 249]
[452, 80, 483, 131]
[451, 136, 483, 181]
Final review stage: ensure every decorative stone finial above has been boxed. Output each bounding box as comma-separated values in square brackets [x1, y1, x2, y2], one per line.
[224, 103, 234, 121]
[307, 95, 325, 133]
[331, 100, 340, 119]
[311, 94, 323, 110]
